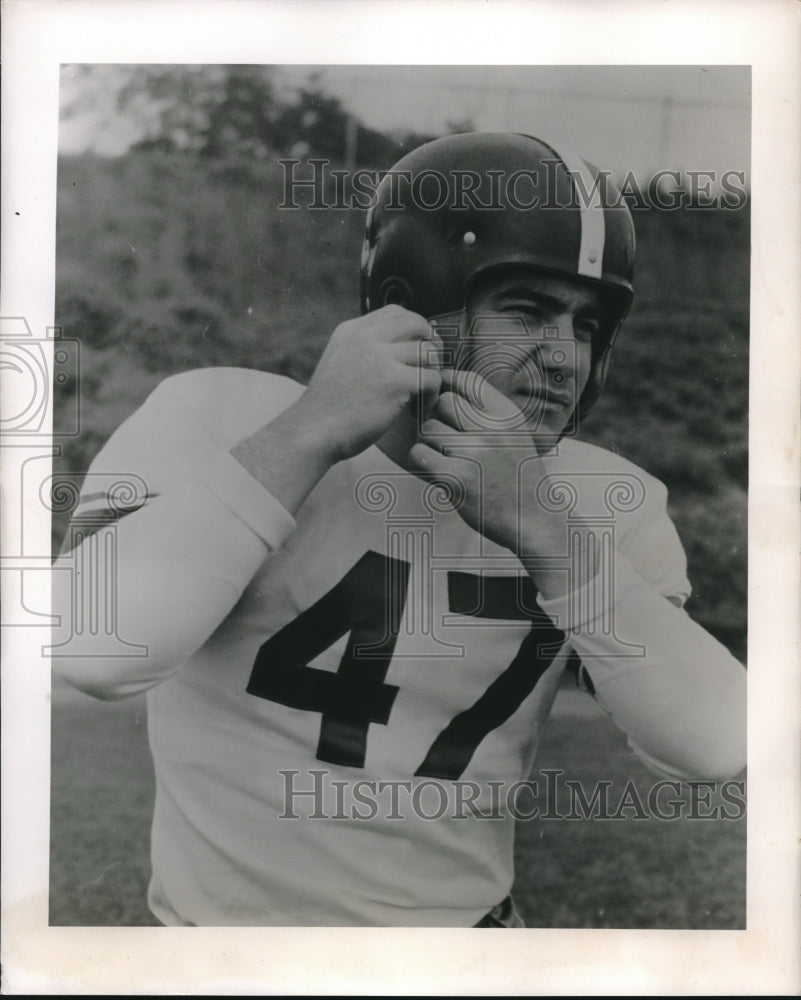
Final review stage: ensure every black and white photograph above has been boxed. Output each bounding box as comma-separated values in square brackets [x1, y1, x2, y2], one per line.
[48, 62, 751, 932]
[2, 2, 799, 995]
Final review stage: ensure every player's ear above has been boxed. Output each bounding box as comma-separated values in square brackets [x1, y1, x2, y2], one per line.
[380, 277, 414, 309]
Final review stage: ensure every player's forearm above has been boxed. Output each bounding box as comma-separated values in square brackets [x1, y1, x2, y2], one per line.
[519, 517, 600, 602]
[233, 306, 442, 514]
[537, 557, 747, 781]
[231, 399, 339, 515]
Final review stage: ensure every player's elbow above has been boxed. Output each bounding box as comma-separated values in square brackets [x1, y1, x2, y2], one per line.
[676, 684, 747, 781]
[607, 656, 747, 782]
[631, 728, 746, 783]
[691, 668, 747, 780]
[681, 731, 746, 782]
[636, 674, 747, 781]
[52, 657, 171, 701]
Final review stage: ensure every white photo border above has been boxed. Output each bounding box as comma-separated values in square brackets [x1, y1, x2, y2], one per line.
[2, 0, 800, 994]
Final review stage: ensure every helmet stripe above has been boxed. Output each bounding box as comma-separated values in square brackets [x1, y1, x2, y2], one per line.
[544, 140, 606, 280]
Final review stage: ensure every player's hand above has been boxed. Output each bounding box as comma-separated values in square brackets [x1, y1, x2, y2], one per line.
[408, 369, 564, 555]
[294, 306, 443, 462]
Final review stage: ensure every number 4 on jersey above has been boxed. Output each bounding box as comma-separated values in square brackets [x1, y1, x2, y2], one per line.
[247, 552, 409, 769]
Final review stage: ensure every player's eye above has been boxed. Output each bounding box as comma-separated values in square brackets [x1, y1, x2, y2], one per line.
[503, 304, 546, 331]
[574, 316, 600, 342]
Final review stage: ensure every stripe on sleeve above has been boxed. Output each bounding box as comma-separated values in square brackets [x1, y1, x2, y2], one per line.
[59, 492, 159, 555]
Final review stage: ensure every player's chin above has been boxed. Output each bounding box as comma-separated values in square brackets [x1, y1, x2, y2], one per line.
[509, 394, 568, 431]
[519, 407, 571, 442]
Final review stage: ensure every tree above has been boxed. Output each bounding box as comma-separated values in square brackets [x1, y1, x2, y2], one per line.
[61, 65, 438, 168]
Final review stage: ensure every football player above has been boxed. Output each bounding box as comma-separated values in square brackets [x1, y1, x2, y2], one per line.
[53, 133, 746, 927]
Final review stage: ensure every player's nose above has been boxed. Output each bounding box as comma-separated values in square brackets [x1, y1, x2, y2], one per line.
[535, 318, 580, 388]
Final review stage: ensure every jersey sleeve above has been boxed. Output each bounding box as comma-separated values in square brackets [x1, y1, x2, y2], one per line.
[537, 467, 746, 781]
[52, 368, 305, 700]
[615, 474, 691, 606]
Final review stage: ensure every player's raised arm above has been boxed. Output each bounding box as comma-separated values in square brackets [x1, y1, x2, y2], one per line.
[52, 368, 300, 699]
[53, 309, 441, 701]
[231, 305, 441, 507]
[533, 492, 747, 783]
[412, 367, 746, 783]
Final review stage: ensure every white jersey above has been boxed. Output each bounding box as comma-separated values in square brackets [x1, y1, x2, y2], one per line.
[54, 367, 746, 926]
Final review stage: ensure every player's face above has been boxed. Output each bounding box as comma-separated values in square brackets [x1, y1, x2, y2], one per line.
[463, 268, 602, 438]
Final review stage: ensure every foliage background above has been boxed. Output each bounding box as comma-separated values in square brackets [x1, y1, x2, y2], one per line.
[51, 66, 748, 927]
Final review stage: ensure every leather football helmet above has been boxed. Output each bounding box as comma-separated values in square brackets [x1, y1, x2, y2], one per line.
[360, 132, 635, 419]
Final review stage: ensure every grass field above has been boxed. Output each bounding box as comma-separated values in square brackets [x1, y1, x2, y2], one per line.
[50, 678, 745, 928]
[50, 148, 749, 928]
